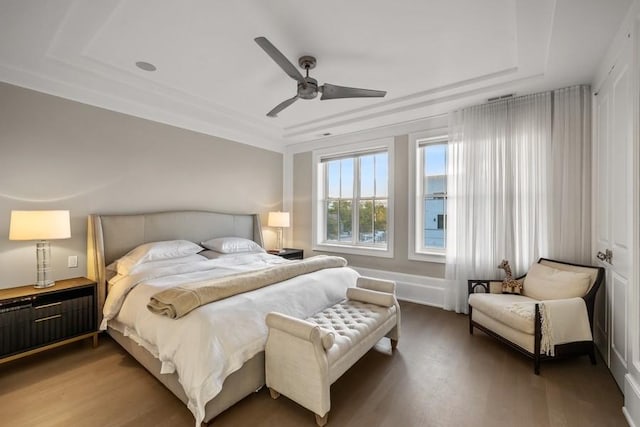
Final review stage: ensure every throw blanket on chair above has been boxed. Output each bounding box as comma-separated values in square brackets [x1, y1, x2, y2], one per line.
[147, 255, 348, 319]
[507, 297, 592, 356]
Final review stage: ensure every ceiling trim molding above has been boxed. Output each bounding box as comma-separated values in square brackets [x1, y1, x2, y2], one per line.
[284, 71, 545, 142]
[0, 63, 287, 153]
[283, 66, 519, 133]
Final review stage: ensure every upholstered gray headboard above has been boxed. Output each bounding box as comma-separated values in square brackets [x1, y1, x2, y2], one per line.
[87, 211, 264, 323]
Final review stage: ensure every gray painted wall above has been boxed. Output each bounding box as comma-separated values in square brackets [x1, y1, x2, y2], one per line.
[0, 82, 283, 288]
[292, 135, 445, 278]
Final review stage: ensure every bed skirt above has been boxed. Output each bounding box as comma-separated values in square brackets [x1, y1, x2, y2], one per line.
[107, 326, 265, 425]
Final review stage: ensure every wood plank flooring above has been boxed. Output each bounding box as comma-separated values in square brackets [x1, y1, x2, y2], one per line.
[0, 302, 626, 427]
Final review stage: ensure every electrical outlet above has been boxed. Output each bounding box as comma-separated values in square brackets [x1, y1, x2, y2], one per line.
[68, 255, 78, 268]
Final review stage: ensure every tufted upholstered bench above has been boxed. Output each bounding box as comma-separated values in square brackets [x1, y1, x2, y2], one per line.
[265, 277, 400, 426]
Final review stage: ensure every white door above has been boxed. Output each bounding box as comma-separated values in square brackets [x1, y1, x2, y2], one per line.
[593, 36, 633, 391]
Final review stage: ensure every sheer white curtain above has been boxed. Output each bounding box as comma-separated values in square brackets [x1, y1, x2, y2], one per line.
[444, 92, 552, 312]
[548, 86, 592, 263]
[444, 86, 592, 313]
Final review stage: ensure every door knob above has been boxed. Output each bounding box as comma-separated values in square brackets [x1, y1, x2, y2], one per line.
[596, 249, 613, 264]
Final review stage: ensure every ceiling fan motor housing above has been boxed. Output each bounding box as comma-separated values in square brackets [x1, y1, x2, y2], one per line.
[298, 77, 318, 99]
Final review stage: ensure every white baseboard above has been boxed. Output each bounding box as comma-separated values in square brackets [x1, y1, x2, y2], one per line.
[624, 374, 640, 427]
[351, 266, 448, 308]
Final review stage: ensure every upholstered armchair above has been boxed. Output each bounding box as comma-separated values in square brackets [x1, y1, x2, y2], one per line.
[468, 258, 604, 374]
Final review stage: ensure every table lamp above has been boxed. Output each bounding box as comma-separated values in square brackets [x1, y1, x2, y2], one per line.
[9, 210, 71, 288]
[267, 211, 290, 253]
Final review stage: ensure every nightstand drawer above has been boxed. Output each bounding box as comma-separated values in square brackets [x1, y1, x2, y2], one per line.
[31, 294, 95, 347]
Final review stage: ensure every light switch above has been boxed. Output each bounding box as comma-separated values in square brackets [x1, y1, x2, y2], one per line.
[68, 255, 78, 268]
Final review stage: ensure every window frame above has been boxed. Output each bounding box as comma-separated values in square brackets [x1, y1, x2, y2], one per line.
[312, 138, 394, 258]
[408, 131, 448, 263]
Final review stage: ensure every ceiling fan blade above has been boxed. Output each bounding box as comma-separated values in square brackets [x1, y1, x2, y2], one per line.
[255, 37, 305, 84]
[320, 83, 386, 100]
[267, 95, 299, 117]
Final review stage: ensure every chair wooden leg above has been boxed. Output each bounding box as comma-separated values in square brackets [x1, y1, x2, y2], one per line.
[534, 355, 540, 375]
[269, 388, 280, 399]
[315, 413, 328, 427]
[469, 307, 474, 335]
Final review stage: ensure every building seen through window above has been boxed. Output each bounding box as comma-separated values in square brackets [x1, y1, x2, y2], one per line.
[421, 142, 447, 250]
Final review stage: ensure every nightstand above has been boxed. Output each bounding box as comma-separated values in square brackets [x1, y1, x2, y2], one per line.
[0, 277, 98, 364]
[268, 248, 304, 260]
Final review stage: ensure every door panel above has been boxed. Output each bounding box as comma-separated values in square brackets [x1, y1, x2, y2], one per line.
[593, 37, 631, 391]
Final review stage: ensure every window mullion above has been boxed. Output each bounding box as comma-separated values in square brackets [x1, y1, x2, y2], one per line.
[353, 157, 359, 245]
[324, 163, 329, 242]
[417, 146, 425, 252]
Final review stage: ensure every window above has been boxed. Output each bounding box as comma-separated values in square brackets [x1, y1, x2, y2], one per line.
[421, 142, 447, 249]
[313, 139, 394, 258]
[409, 132, 447, 262]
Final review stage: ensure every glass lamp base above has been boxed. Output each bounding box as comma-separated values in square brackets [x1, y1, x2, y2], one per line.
[34, 280, 55, 289]
[35, 240, 54, 289]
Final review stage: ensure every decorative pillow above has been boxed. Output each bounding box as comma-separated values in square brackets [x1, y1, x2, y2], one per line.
[523, 262, 592, 300]
[114, 240, 203, 275]
[200, 237, 264, 254]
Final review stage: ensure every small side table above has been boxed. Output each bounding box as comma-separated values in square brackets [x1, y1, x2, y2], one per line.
[268, 248, 304, 260]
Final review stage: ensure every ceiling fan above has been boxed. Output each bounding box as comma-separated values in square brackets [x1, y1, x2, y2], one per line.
[255, 37, 387, 117]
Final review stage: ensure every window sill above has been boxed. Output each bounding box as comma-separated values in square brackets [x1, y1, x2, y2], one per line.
[408, 251, 446, 264]
[313, 243, 394, 259]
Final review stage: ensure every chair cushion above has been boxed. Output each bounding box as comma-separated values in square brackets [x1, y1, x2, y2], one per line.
[468, 293, 538, 334]
[523, 263, 591, 300]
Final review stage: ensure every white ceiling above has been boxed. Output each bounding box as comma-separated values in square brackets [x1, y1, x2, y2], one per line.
[0, 0, 631, 152]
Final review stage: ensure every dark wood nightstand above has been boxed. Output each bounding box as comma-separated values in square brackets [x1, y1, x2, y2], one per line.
[0, 277, 98, 364]
[268, 248, 304, 260]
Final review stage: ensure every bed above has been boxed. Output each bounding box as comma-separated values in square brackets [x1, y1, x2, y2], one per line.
[86, 211, 358, 426]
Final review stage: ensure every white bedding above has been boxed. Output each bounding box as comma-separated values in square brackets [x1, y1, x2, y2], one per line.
[101, 252, 358, 425]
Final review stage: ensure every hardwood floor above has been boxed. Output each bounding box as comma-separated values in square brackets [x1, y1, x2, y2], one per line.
[0, 302, 626, 427]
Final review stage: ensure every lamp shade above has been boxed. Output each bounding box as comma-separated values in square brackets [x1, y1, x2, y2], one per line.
[267, 211, 290, 228]
[9, 210, 71, 241]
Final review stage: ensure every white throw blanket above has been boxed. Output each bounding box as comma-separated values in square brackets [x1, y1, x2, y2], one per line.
[506, 297, 592, 356]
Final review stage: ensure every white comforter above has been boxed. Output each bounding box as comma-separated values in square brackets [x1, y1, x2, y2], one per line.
[101, 253, 358, 425]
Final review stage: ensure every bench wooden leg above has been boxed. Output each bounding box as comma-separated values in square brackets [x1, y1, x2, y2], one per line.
[315, 413, 328, 427]
[390, 338, 398, 351]
[269, 388, 280, 399]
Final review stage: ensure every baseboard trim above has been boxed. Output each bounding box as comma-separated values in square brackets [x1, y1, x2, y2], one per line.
[624, 374, 640, 427]
[351, 266, 447, 308]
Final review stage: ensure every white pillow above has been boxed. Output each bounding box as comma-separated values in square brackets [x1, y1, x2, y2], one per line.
[200, 237, 264, 254]
[114, 240, 203, 275]
[127, 254, 208, 275]
[199, 250, 233, 260]
[523, 262, 592, 300]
